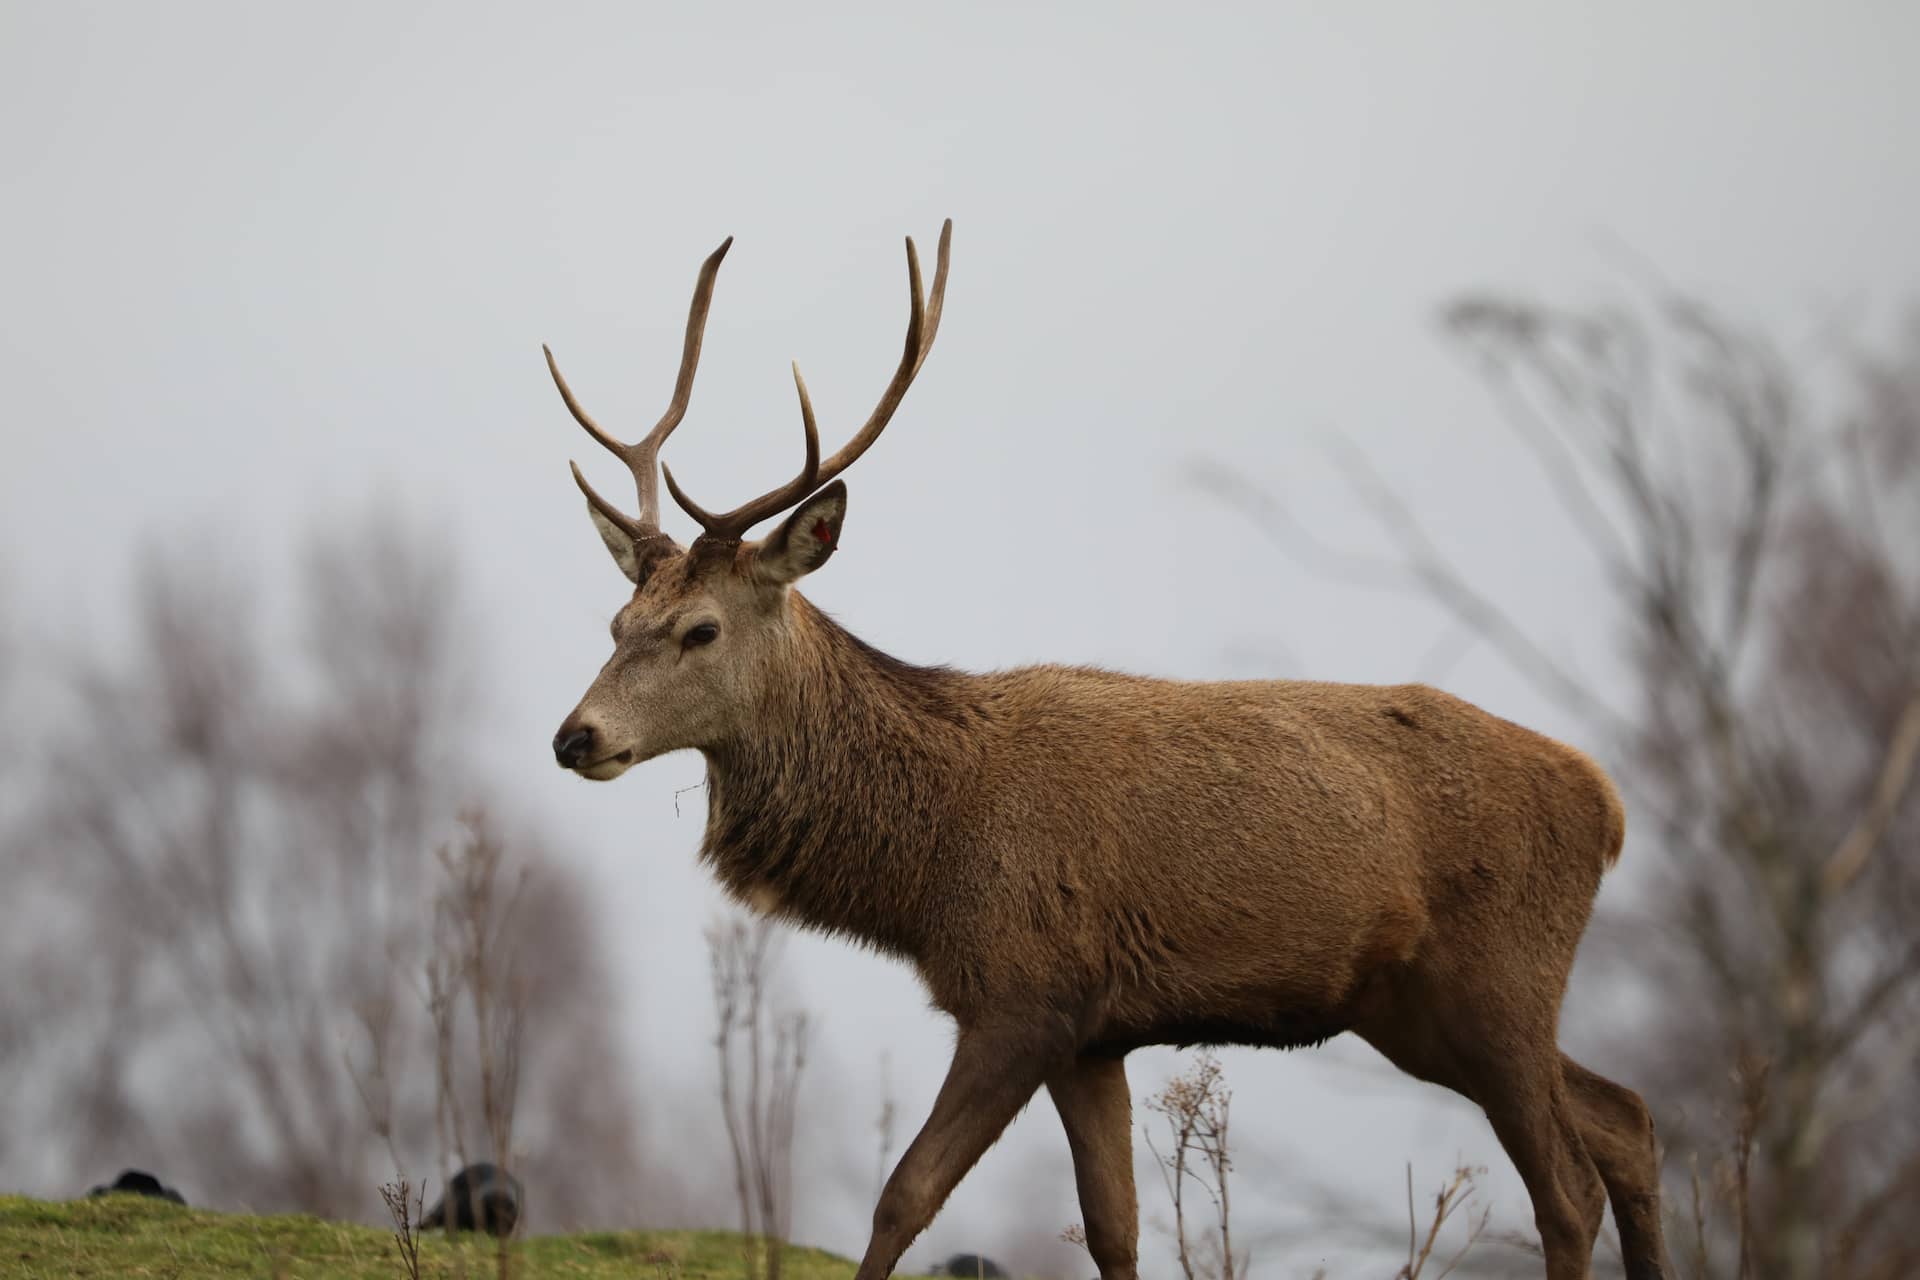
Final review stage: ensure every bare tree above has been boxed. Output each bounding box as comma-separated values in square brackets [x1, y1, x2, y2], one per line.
[421, 814, 530, 1190]
[707, 911, 811, 1280]
[0, 517, 658, 1229]
[1205, 297, 1920, 1279]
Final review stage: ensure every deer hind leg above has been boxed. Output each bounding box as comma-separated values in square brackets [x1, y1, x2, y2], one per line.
[1358, 1002, 1606, 1280]
[1561, 1054, 1670, 1279]
[856, 1019, 1067, 1280]
[1047, 1054, 1139, 1280]
[1477, 1057, 1608, 1280]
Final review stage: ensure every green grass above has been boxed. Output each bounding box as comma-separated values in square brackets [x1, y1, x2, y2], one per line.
[0, 1195, 938, 1279]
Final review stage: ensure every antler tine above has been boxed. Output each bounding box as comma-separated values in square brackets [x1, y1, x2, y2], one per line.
[638, 237, 734, 476]
[662, 362, 821, 536]
[813, 217, 951, 488]
[547, 235, 733, 534]
[568, 460, 645, 540]
[665, 219, 952, 541]
[909, 217, 952, 379]
[548, 348, 645, 540]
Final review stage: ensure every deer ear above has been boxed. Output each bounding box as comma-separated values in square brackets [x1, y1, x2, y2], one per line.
[752, 482, 847, 586]
[585, 502, 644, 584]
[585, 505, 682, 586]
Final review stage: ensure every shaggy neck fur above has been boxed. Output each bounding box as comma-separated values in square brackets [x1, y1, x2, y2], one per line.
[698, 595, 992, 958]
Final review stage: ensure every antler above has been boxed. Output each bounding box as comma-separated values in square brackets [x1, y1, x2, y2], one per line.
[662, 219, 952, 541]
[545, 235, 734, 542]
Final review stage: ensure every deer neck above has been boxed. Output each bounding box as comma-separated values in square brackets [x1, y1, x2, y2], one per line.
[698, 595, 986, 956]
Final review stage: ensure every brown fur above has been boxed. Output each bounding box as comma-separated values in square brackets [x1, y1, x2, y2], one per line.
[548, 223, 1664, 1280]
[562, 576, 1668, 1280]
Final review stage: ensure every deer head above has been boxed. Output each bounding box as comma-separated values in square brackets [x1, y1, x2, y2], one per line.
[546, 222, 951, 778]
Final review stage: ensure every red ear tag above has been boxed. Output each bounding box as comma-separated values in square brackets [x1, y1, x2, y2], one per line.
[813, 518, 834, 545]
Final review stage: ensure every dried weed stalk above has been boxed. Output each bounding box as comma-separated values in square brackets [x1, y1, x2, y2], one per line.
[1144, 1052, 1244, 1280]
[380, 1179, 424, 1280]
[1394, 1164, 1489, 1280]
[708, 912, 811, 1280]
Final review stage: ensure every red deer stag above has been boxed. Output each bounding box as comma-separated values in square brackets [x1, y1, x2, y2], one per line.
[543, 223, 1667, 1280]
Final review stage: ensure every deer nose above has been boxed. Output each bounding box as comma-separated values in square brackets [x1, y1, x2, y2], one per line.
[553, 725, 597, 769]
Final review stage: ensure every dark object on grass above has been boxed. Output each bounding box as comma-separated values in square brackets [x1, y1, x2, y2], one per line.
[87, 1169, 187, 1205]
[419, 1162, 523, 1238]
[937, 1255, 1006, 1278]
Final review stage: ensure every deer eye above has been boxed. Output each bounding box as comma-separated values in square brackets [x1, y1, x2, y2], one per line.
[683, 622, 719, 648]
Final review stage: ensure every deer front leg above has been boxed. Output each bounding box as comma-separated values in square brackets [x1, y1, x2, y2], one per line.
[855, 1019, 1067, 1280]
[1048, 1054, 1139, 1280]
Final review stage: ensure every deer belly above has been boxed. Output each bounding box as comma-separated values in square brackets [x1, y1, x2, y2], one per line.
[1077, 888, 1424, 1056]
[1085, 997, 1355, 1056]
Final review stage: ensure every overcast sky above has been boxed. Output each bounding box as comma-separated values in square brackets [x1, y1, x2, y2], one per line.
[5, 2, 1917, 1275]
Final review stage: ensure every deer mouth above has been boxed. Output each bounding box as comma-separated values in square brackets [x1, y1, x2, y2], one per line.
[576, 749, 636, 781]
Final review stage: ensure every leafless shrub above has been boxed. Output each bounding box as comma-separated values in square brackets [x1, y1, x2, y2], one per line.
[1143, 1052, 1245, 1280]
[707, 911, 811, 1280]
[424, 815, 529, 1200]
[1664, 1053, 1768, 1280]
[380, 1179, 425, 1280]
[1394, 1165, 1489, 1280]
[0, 517, 656, 1228]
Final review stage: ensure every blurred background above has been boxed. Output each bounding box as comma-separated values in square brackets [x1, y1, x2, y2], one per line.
[2, 4, 1916, 1277]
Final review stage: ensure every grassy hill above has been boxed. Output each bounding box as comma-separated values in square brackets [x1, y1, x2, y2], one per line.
[0, 1194, 941, 1279]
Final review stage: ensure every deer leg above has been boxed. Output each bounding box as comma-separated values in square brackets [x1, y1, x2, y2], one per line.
[855, 1020, 1065, 1280]
[1561, 1054, 1670, 1280]
[1047, 1054, 1139, 1280]
[1477, 1067, 1607, 1280]
[1359, 1011, 1605, 1280]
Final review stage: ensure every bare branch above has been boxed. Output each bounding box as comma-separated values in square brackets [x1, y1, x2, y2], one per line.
[1327, 440, 1637, 737]
[1822, 691, 1920, 893]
